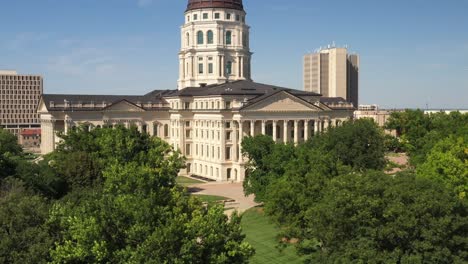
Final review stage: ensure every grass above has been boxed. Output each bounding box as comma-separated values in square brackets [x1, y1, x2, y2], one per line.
[193, 194, 230, 203]
[176, 176, 204, 187]
[241, 207, 305, 264]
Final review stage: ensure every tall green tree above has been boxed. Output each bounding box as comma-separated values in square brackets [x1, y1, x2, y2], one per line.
[301, 172, 467, 263]
[50, 163, 254, 263]
[0, 178, 53, 264]
[0, 128, 23, 180]
[417, 137, 468, 199]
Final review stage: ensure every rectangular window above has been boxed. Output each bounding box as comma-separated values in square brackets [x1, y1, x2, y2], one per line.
[226, 13, 231, 20]
[198, 63, 204, 74]
[203, 13, 208, 19]
[208, 63, 213, 74]
[225, 147, 231, 160]
[186, 144, 191, 155]
[225, 101, 231, 109]
[186, 130, 191, 138]
[214, 13, 220, 19]
[226, 122, 231, 128]
[193, 14, 198, 20]
[185, 102, 190, 109]
[226, 131, 232, 140]
[236, 14, 240, 21]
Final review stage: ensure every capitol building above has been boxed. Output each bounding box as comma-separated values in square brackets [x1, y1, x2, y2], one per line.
[38, 0, 354, 182]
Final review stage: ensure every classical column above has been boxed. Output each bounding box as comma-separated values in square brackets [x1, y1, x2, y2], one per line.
[179, 120, 185, 154]
[220, 121, 226, 161]
[221, 56, 225, 77]
[294, 120, 299, 144]
[261, 120, 266, 135]
[314, 120, 319, 135]
[272, 120, 278, 142]
[238, 120, 243, 162]
[40, 118, 56, 154]
[233, 122, 238, 162]
[240, 56, 244, 78]
[324, 119, 329, 131]
[283, 120, 288, 143]
[304, 120, 309, 141]
[250, 120, 255, 137]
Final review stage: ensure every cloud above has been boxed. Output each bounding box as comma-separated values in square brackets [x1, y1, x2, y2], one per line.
[47, 47, 117, 76]
[137, 0, 153, 7]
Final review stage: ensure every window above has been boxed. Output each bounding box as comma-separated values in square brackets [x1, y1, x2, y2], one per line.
[203, 13, 208, 19]
[164, 124, 169, 137]
[187, 16, 190, 22]
[226, 13, 231, 20]
[193, 14, 198, 20]
[186, 130, 191, 138]
[226, 147, 231, 160]
[226, 131, 232, 140]
[185, 102, 190, 109]
[197, 31, 204, 44]
[226, 122, 231, 128]
[226, 61, 232, 74]
[186, 144, 191, 155]
[208, 63, 213, 74]
[207, 30, 214, 44]
[225, 101, 231, 109]
[187, 163, 191, 173]
[198, 63, 204, 74]
[225, 31, 232, 45]
[236, 14, 240, 21]
[186, 33, 190, 46]
[214, 13, 220, 19]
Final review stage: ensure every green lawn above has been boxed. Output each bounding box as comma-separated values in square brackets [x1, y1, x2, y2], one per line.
[241, 207, 305, 264]
[193, 195, 230, 203]
[176, 176, 204, 187]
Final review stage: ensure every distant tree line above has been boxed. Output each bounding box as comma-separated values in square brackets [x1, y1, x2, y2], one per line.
[242, 116, 467, 263]
[0, 126, 254, 264]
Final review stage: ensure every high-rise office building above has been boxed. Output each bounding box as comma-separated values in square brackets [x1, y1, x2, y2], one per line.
[0, 70, 43, 137]
[303, 47, 359, 107]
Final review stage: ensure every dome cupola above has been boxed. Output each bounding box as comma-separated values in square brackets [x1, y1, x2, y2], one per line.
[186, 0, 244, 12]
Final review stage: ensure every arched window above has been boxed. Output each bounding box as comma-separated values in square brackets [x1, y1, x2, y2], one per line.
[197, 31, 204, 44]
[207, 30, 214, 44]
[226, 61, 232, 74]
[186, 32, 190, 47]
[225, 31, 232, 45]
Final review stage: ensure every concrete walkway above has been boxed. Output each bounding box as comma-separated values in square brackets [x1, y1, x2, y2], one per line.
[189, 182, 259, 213]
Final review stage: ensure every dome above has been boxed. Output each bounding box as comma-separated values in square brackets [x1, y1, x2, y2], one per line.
[186, 0, 244, 12]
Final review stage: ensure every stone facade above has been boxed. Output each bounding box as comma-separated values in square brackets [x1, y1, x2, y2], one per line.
[38, 0, 355, 182]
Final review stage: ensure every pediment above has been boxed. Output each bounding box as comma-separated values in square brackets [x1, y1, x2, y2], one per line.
[37, 98, 49, 113]
[242, 91, 323, 112]
[103, 100, 145, 112]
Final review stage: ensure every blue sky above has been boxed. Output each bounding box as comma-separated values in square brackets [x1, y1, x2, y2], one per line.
[1, 0, 467, 109]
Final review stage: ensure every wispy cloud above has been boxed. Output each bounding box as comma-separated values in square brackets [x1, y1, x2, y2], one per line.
[47, 47, 117, 76]
[137, 0, 153, 7]
[5, 32, 49, 50]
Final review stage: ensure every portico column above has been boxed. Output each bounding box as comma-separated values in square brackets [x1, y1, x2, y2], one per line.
[261, 120, 266, 135]
[250, 120, 255, 137]
[304, 120, 309, 141]
[283, 120, 288, 143]
[221, 56, 225, 77]
[314, 120, 319, 135]
[221, 121, 226, 161]
[233, 122, 238, 161]
[324, 119, 329, 131]
[272, 120, 278, 142]
[294, 120, 299, 144]
[238, 120, 244, 162]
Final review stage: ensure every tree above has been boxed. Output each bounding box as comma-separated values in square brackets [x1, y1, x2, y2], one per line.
[417, 137, 468, 199]
[320, 118, 387, 171]
[300, 172, 467, 263]
[242, 135, 295, 202]
[0, 178, 53, 264]
[49, 162, 254, 263]
[0, 128, 23, 180]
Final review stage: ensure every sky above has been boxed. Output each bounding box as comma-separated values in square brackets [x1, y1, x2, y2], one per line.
[0, 0, 467, 109]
